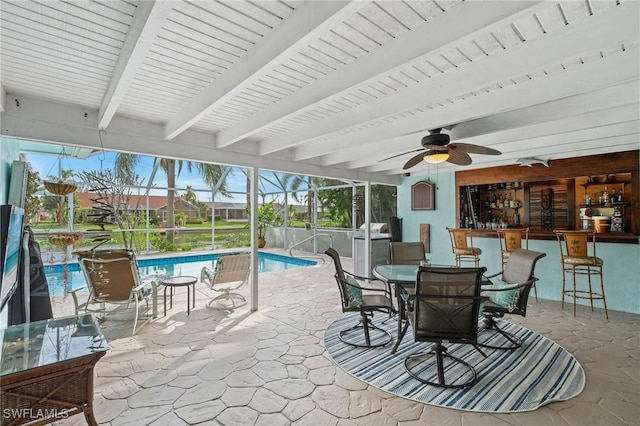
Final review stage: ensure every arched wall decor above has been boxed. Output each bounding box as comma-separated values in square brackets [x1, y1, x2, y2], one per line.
[411, 181, 435, 211]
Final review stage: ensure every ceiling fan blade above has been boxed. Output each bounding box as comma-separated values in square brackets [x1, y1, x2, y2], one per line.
[379, 148, 424, 162]
[446, 148, 472, 165]
[403, 152, 427, 170]
[449, 143, 501, 155]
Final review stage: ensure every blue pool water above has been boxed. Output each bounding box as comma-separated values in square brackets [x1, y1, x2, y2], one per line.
[45, 252, 316, 297]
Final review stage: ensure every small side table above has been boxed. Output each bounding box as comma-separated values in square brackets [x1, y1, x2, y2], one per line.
[162, 276, 197, 316]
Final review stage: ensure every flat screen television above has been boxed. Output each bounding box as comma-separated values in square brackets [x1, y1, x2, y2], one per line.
[0, 205, 25, 312]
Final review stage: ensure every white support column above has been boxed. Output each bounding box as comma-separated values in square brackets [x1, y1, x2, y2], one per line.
[312, 189, 318, 254]
[145, 193, 150, 253]
[283, 191, 289, 250]
[211, 193, 216, 249]
[351, 185, 357, 231]
[250, 168, 259, 311]
[364, 182, 371, 279]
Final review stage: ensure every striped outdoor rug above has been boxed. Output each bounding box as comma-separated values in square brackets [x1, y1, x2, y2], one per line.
[324, 313, 585, 413]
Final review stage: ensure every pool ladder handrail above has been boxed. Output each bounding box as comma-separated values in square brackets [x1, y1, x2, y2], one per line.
[289, 233, 333, 262]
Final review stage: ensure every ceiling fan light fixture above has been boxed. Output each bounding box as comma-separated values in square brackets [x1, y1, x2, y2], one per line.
[423, 152, 449, 164]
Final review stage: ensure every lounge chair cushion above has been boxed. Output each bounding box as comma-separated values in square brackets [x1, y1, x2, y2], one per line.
[345, 276, 363, 308]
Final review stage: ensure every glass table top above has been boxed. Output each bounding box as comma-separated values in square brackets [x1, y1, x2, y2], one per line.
[373, 264, 420, 283]
[373, 264, 491, 287]
[1, 314, 108, 376]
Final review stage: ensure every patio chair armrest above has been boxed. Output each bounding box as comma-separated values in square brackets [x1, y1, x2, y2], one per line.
[344, 270, 384, 283]
[482, 278, 536, 292]
[133, 280, 158, 294]
[484, 271, 503, 280]
[69, 286, 88, 314]
[133, 280, 158, 318]
[340, 276, 388, 294]
[200, 266, 215, 288]
[142, 273, 169, 283]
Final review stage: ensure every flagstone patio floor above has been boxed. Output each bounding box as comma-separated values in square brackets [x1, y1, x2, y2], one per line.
[50, 252, 639, 425]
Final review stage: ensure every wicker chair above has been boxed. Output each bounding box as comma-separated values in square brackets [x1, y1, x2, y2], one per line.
[480, 249, 546, 349]
[72, 250, 159, 335]
[496, 228, 536, 301]
[200, 253, 251, 310]
[555, 230, 608, 319]
[390, 242, 426, 265]
[325, 248, 394, 348]
[403, 266, 487, 388]
[447, 228, 481, 267]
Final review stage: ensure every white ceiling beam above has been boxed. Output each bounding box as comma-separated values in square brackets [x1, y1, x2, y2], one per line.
[98, 1, 174, 130]
[318, 65, 640, 167]
[164, 0, 368, 141]
[215, 0, 544, 148]
[449, 92, 640, 141]
[1, 94, 398, 185]
[261, 1, 639, 156]
[453, 103, 640, 153]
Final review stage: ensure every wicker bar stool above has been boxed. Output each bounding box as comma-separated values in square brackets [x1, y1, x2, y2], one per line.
[497, 228, 536, 301]
[447, 228, 481, 267]
[555, 230, 608, 319]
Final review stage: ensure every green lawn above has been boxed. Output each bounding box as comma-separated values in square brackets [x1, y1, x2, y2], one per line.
[30, 220, 248, 231]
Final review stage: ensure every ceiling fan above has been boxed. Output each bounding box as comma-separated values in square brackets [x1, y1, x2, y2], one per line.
[381, 128, 501, 170]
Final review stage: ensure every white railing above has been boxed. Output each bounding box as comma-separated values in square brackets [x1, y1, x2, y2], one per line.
[288, 233, 334, 262]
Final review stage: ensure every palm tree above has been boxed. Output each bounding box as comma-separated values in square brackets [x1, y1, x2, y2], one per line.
[115, 154, 230, 243]
[283, 174, 324, 224]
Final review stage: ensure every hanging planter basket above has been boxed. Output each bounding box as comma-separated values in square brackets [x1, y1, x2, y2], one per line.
[44, 180, 77, 196]
[48, 232, 84, 248]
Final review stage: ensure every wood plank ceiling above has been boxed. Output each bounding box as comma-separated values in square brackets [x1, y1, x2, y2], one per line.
[1, 0, 638, 185]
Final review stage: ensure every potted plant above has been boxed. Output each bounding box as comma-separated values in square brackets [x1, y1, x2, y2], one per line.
[248, 201, 279, 248]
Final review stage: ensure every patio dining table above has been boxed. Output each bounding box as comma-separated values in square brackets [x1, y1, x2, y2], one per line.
[373, 264, 490, 354]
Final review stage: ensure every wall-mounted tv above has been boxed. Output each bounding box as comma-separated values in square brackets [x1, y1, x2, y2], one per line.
[1, 205, 25, 312]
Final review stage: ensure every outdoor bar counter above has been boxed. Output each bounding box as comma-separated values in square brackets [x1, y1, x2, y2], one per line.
[469, 229, 639, 244]
[455, 151, 639, 242]
[449, 150, 639, 314]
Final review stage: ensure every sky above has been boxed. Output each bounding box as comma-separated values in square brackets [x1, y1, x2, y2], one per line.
[26, 150, 292, 204]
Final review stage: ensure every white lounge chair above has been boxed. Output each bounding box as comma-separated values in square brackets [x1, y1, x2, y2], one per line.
[200, 253, 251, 310]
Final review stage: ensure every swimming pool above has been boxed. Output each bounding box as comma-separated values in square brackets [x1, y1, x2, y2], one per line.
[45, 251, 316, 297]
